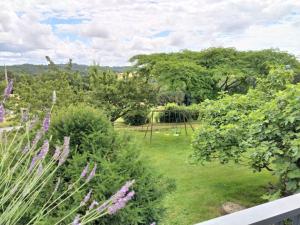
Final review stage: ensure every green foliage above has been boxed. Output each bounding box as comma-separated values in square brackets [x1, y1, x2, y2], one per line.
[131, 48, 300, 104]
[0, 85, 115, 225]
[192, 67, 300, 197]
[123, 109, 149, 126]
[151, 61, 217, 103]
[87, 66, 157, 122]
[159, 103, 199, 123]
[48, 105, 173, 224]
[157, 90, 185, 105]
[4, 60, 86, 119]
[244, 83, 300, 196]
[0, 64, 129, 76]
[16, 74, 80, 112]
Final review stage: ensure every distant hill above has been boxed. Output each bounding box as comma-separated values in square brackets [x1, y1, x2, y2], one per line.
[0, 64, 131, 75]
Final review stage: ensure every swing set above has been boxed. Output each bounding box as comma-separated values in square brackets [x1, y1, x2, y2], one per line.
[144, 109, 195, 143]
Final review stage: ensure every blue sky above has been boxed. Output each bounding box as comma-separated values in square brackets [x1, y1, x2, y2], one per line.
[152, 30, 172, 38]
[0, 0, 300, 65]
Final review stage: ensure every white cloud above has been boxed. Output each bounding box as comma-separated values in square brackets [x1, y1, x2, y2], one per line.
[224, 22, 300, 57]
[0, 0, 299, 65]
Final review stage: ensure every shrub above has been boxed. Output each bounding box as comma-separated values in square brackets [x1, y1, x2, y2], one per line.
[48, 104, 173, 225]
[123, 109, 149, 126]
[159, 103, 199, 123]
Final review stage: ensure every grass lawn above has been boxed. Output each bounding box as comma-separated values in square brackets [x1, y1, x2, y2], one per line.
[130, 128, 275, 225]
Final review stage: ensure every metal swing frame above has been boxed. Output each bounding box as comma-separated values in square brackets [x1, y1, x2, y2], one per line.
[144, 109, 195, 143]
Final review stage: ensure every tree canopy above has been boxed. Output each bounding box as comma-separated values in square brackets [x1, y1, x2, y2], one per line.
[87, 66, 157, 122]
[130, 48, 300, 104]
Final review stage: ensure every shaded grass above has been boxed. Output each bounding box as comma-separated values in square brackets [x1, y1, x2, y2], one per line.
[130, 129, 276, 225]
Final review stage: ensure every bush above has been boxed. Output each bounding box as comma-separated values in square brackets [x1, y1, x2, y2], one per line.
[123, 109, 149, 126]
[159, 103, 199, 123]
[47, 104, 173, 225]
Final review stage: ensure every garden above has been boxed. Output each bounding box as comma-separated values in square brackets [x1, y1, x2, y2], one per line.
[1, 48, 300, 224]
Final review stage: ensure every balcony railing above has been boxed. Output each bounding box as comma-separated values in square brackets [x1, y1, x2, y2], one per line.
[195, 193, 300, 225]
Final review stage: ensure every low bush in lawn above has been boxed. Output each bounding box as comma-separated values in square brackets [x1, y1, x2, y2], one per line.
[47, 104, 174, 225]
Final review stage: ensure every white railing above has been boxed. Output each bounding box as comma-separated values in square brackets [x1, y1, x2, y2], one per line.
[195, 193, 300, 225]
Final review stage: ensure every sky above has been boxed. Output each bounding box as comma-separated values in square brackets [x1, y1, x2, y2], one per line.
[0, 0, 300, 66]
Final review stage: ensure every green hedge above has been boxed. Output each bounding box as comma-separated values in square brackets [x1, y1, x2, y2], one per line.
[123, 109, 149, 126]
[159, 103, 199, 123]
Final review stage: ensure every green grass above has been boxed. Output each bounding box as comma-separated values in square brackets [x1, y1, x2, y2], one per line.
[0, 120, 17, 128]
[130, 129, 275, 225]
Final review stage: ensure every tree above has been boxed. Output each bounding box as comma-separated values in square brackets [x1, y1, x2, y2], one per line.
[151, 60, 217, 103]
[87, 66, 157, 122]
[192, 66, 300, 198]
[5, 57, 86, 118]
[130, 48, 300, 104]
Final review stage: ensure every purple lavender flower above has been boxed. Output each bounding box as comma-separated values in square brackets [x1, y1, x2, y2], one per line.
[108, 191, 135, 215]
[31, 130, 43, 148]
[29, 156, 38, 172]
[125, 190, 135, 200]
[96, 201, 110, 213]
[38, 140, 49, 159]
[105, 180, 135, 215]
[29, 140, 49, 172]
[28, 116, 38, 131]
[0, 104, 5, 123]
[53, 146, 61, 160]
[80, 163, 89, 178]
[80, 189, 92, 206]
[89, 200, 99, 210]
[112, 180, 135, 203]
[58, 136, 70, 166]
[86, 164, 97, 182]
[42, 112, 51, 132]
[3, 79, 13, 100]
[72, 215, 81, 225]
[37, 164, 43, 176]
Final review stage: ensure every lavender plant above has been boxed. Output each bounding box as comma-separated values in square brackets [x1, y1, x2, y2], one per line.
[0, 82, 134, 225]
